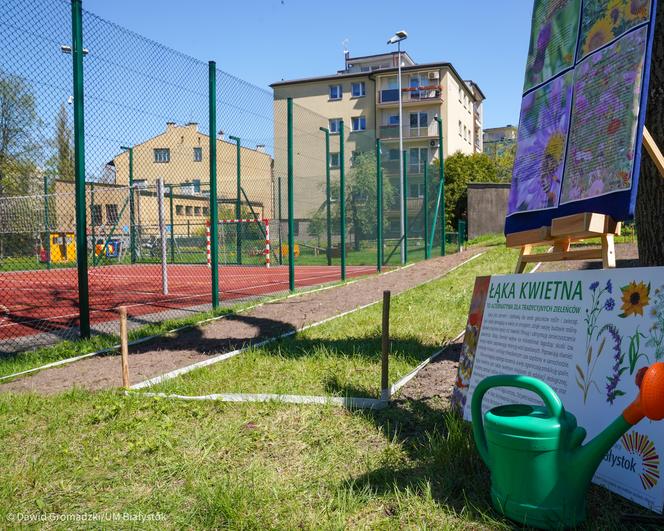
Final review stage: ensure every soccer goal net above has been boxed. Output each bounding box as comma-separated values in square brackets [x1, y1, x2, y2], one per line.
[206, 218, 271, 268]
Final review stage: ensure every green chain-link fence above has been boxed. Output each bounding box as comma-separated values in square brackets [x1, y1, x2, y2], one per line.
[0, 0, 450, 356]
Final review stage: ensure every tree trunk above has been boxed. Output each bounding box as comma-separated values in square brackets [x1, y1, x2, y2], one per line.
[636, 5, 664, 266]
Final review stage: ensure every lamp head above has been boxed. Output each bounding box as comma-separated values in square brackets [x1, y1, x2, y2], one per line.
[387, 30, 408, 44]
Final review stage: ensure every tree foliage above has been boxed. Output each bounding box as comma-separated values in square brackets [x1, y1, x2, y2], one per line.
[46, 103, 74, 182]
[0, 71, 41, 197]
[438, 151, 512, 229]
[307, 151, 395, 249]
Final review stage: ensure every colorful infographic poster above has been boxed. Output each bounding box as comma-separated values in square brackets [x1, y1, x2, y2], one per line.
[455, 267, 664, 512]
[505, 0, 658, 234]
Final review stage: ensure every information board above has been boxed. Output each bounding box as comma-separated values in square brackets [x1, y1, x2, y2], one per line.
[506, 0, 659, 234]
[453, 268, 664, 512]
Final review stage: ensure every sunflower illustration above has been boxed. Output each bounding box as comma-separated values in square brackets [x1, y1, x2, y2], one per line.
[582, 17, 613, 56]
[619, 281, 650, 317]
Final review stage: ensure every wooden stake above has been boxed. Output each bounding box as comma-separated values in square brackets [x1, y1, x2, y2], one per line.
[381, 290, 391, 401]
[119, 306, 129, 389]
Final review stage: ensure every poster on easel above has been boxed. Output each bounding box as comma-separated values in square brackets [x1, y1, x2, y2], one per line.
[506, 0, 659, 235]
[453, 268, 664, 512]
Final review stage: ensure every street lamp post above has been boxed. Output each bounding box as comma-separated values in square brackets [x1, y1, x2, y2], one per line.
[120, 145, 136, 263]
[387, 30, 408, 265]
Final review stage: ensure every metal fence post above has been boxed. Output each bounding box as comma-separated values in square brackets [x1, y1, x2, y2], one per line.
[43, 174, 50, 270]
[402, 150, 408, 264]
[157, 177, 168, 295]
[209, 61, 219, 308]
[287, 98, 295, 292]
[438, 117, 446, 256]
[71, 0, 90, 338]
[459, 219, 467, 251]
[120, 145, 136, 263]
[339, 119, 346, 281]
[168, 184, 175, 263]
[319, 127, 332, 266]
[90, 183, 96, 265]
[277, 176, 283, 265]
[428, 116, 445, 258]
[376, 138, 383, 272]
[229, 135, 242, 264]
[424, 160, 429, 260]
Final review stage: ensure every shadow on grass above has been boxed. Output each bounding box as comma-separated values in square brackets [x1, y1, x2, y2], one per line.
[338, 345, 659, 529]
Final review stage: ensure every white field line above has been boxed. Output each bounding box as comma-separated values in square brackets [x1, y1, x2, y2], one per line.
[127, 391, 387, 410]
[0, 267, 376, 329]
[131, 251, 487, 392]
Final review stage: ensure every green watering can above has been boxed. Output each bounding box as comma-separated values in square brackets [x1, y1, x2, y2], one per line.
[471, 362, 664, 529]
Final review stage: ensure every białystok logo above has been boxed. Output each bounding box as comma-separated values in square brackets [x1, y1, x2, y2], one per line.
[620, 431, 660, 490]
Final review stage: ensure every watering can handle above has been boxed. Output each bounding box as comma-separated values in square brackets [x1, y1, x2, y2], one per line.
[471, 374, 564, 465]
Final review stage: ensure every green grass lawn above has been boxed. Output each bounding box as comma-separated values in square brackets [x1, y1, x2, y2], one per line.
[151, 248, 516, 398]
[0, 245, 651, 529]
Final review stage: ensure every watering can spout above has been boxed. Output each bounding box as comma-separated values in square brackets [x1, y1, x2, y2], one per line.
[570, 415, 632, 486]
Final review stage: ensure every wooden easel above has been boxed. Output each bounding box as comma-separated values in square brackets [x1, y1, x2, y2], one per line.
[508, 127, 664, 273]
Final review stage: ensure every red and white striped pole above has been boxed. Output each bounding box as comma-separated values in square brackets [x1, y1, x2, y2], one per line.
[206, 219, 211, 269]
[264, 218, 270, 268]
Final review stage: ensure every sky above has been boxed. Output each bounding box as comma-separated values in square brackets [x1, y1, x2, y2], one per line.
[84, 0, 534, 129]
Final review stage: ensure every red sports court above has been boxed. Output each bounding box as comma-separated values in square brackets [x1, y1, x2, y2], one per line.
[0, 264, 376, 342]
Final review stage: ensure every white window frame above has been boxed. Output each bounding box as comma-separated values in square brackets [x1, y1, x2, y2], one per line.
[154, 148, 170, 163]
[351, 116, 366, 132]
[330, 152, 340, 168]
[329, 84, 342, 100]
[351, 81, 366, 98]
[329, 118, 342, 134]
[193, 147, 202, 162]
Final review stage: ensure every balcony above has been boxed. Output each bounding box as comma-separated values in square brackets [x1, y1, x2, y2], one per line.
[378, 86, 442, 105]
[379, 123, 438, 140]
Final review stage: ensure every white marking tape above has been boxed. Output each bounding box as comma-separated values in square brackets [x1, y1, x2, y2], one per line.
[127, 391, 387, 410]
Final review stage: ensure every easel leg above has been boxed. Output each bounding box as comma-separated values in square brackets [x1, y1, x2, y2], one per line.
[515, 244, 532, 274]
[601, 233, 616, 268]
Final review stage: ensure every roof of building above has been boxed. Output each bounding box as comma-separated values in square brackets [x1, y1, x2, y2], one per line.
[271, 61, 484, 101]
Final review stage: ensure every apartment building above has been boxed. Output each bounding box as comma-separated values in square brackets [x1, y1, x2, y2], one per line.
[483, 124, 517, 159]
[51, 122, 273, 248]
[271, 51, 485, 232]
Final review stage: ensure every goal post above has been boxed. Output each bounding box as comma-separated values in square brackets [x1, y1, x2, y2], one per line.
[206, 218, 270, 268]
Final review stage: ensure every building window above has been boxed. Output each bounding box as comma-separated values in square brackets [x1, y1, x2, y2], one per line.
[176, 205, 184, 216]
[329, 84, 342, 100]
[458, 121, 462, 137]
[185, 206, 193, 216]
[409, 112, 428, 129]
[193, 147, 202, 162]
[388, 149, 400, 161]
[194, 207, 201, 216]
[329, 118, 341, 134]
[154, 148, 170, 163]
[192, 179, 201, 193]
[330, 152, 340, 168]
[408, 147, 428, 174]
[106, 204, 119, 223]
[203, 207, 209, 216]
[293, 220, 300, 236]
[388, 114, 400, 126]
[90, 204, 102, 226]
[351, 81, 366, 97]
[351, 116, 366, 132]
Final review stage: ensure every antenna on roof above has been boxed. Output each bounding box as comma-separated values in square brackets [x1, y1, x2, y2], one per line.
[342, 38, 350, 71]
